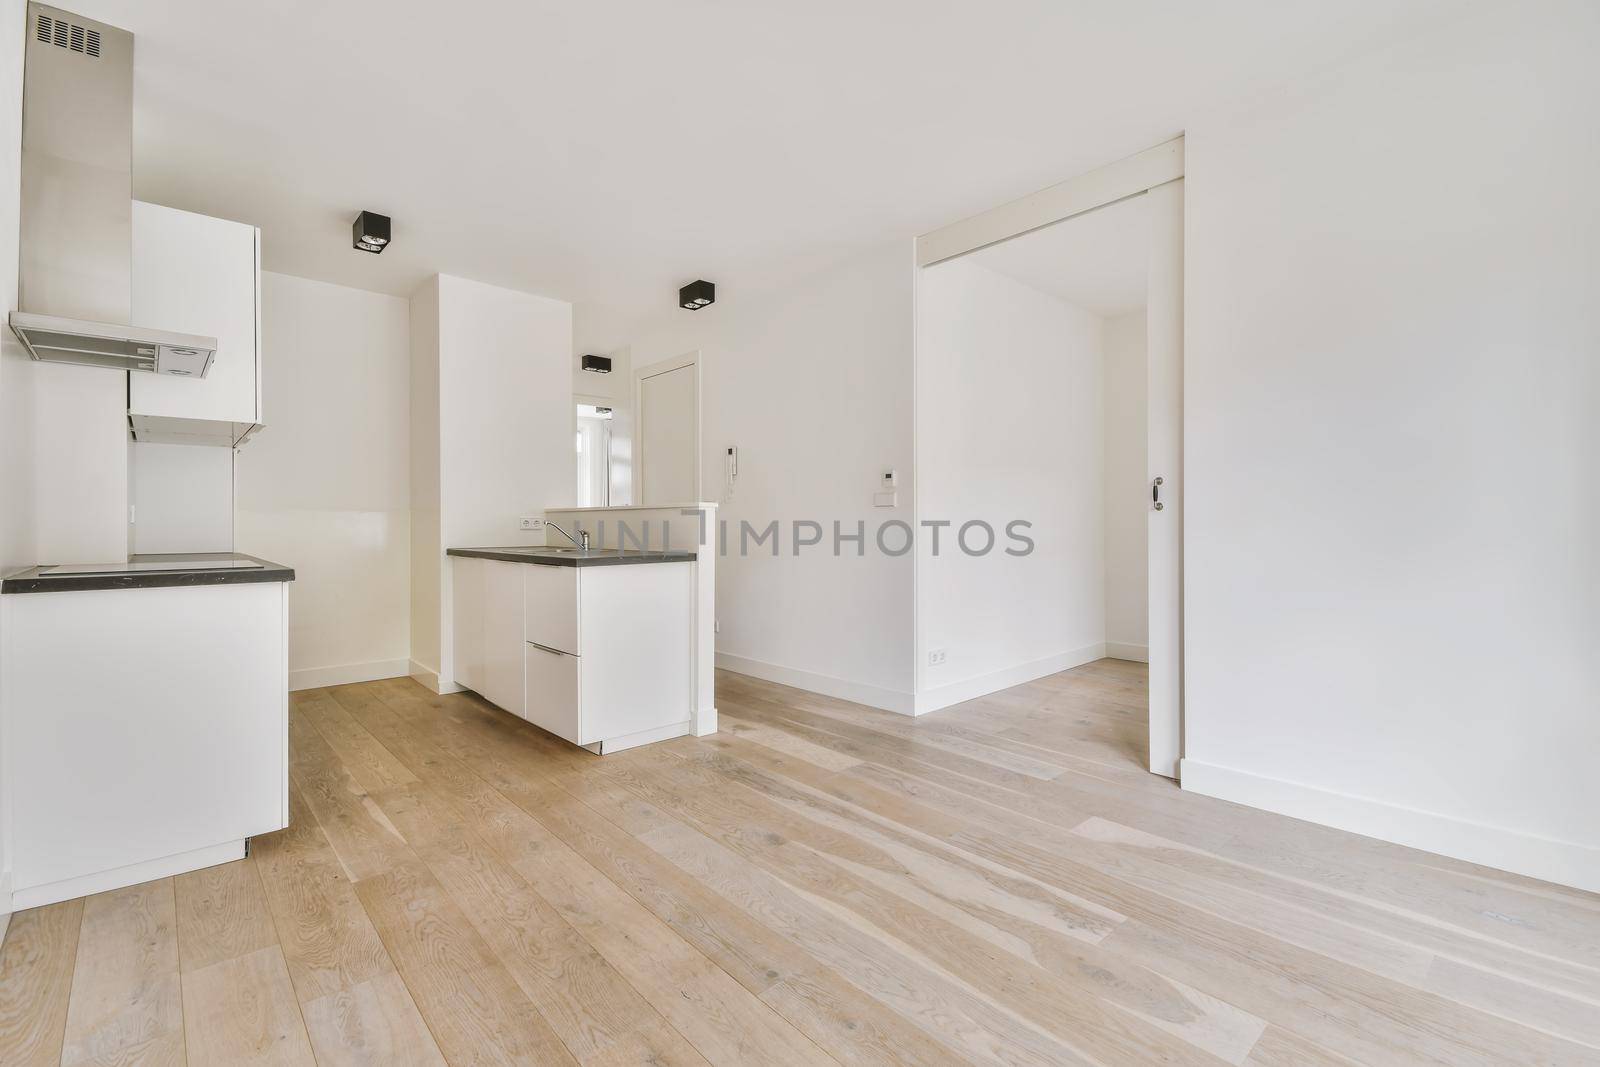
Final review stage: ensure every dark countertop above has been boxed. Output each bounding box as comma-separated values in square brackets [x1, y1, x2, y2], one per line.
[2, 552, 295, 594]
[447, 546, 696, 568]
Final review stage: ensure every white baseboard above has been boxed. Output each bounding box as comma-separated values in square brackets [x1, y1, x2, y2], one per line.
[915, 643, 1107, 716]
[408, 660, 463, 696]
[290, 658, 411, 692]
[1180, 759, 1600, 895]
[0, 872, 11, 940]
[593, 719, 692, 754]
[715, 652, 915, 715]
[13, 839, 246, 911]
[1105, 642, 1149, 663]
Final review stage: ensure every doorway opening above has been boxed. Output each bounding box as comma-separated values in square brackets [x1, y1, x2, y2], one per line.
[912, 139, 1183, 778]
[575, 401, 613, 508]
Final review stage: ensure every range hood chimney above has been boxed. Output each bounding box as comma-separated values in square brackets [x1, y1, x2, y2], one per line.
[8, 3, 215, 377]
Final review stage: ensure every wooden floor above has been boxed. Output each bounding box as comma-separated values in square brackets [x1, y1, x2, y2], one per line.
[2, 661, 1599, 1066]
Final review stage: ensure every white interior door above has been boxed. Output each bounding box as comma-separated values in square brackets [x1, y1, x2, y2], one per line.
[1146, 178, 1184, 779]
[636, 355, 700, 505]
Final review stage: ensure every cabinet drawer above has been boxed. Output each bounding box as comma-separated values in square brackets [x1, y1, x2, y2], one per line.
[523, 642, 580, 744]
[523, 564, 579, 655]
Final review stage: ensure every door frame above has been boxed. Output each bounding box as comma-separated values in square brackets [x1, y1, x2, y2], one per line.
[912, 136, 1185, 778]
[633, 351, 702, 505]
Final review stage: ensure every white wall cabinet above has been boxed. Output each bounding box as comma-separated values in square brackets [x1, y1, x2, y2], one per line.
[451, 556, 694, 751]
[130, 201, 263, 446]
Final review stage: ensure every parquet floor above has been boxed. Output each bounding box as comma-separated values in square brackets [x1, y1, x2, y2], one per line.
[2, 659, 1598, 1065]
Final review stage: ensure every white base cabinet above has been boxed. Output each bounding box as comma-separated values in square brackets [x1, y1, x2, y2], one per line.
[451, 558, 526, 718]
[451, 557, 694, 749]
[0, 581, 289, 909]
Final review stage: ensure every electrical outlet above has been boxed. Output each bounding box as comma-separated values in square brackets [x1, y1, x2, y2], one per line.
[927, 648, 947, 667]
[519, 516, 545, 532]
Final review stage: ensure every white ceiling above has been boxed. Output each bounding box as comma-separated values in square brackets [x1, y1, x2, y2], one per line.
[72, 0, 1451, 351]
[967, 194, 1149, 317]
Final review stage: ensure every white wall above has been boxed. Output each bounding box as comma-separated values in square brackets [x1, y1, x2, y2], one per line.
[410, 274, 573, 690]
[131, 443, 233, 553]
[437, 274, 573, 546]
[0, 0, 26, 929]
[237, 272, 411, 690]
[32, 364, 128, 563]
[409, 277, 442, 679]
[916, 258, 1105, 712]
[1103, 311, 1147, 659]
[618, 241, 916, 710]
[1183, 0, 1600, 890]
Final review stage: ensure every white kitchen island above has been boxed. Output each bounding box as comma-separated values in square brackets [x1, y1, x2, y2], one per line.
[447, 542, 705, 753]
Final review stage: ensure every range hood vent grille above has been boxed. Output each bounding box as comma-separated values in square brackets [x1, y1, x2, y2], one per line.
[8, 312, 215, 377]
[35, 11, 100, 56]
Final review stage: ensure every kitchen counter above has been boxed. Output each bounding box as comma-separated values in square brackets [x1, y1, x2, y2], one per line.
[2, 552, 291, 909]
[1, 552, 295, 594]
[446, 546, 696, 568]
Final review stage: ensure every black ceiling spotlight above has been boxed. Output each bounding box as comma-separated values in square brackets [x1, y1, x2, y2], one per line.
[679, 279, 715, 310]
[352, 211, 391, 254]
[581, 354, 612, 374]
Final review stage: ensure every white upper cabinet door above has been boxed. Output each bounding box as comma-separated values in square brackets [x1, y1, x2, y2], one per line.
[130, 201, 261, 428]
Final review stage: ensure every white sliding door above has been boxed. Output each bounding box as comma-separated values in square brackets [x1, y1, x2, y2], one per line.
[1146, 178, 1184, 779]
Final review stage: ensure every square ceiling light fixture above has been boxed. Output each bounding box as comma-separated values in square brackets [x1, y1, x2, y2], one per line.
[352, 211, 391, 254]
[679, 279, 715, 310]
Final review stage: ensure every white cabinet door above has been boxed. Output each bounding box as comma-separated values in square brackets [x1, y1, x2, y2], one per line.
[578, 562, 693, 743]
[481, 560, 526, 717]
[2, 582, 287, 899]
[130, 201, 260, 427]
[523, 641, 581, 743]
[524, 564, 579, 655]
[450, 556, 486, 692]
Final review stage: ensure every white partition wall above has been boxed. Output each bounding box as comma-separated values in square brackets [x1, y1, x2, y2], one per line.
[1182, 3, 1600, 889]
[409, 274, 574, 692]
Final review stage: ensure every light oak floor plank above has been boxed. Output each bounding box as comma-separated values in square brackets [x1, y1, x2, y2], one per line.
[0, 898, 84, 1066]
[4, 660, 1598, 1067]
[61, 878, 185, 1067]
[352, 858, 580, 1066]
[174, 859, 280, 974]
[180, 945, 316, 1066]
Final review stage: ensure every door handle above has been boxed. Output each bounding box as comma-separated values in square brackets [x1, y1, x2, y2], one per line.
[1152, 476, 1165, 511]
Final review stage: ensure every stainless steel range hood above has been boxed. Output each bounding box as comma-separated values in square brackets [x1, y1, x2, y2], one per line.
[8, 3, 216, 377]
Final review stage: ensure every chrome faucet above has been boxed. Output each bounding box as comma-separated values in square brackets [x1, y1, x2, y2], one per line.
[546, 521, 589, 551]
